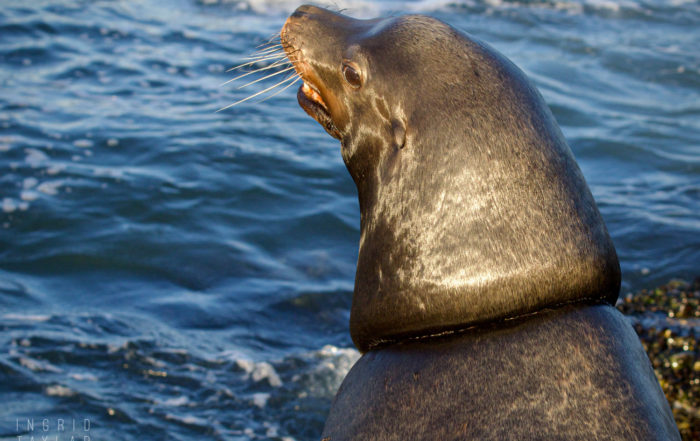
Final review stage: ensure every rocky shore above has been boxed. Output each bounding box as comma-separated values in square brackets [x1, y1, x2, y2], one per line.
[617, 278, 699, 441]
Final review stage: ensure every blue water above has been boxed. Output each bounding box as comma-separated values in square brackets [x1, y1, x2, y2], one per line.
[0, 0, 698, 439]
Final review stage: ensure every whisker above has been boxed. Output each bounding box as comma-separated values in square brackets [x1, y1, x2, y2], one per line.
[217, 74, 299, 112]
[245, 48, 284, 60]
[220, 59, 290, 86]
[218, 33, 299, 112]
[236, 66, 296, 89]
[257, 33, 281, 48]
[226, 53, 286, 72]
[257, 75, 302, 103]
[249, 38, 281, 55]
[284, 49, 301, 63]
[249, 44, 283, 57]
[244, 51, 285, 62]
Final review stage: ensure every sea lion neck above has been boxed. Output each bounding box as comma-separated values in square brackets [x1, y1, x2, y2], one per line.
[282, 6, 621, 353]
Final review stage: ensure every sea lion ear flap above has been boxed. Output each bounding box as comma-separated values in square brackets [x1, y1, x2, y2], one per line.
[391, 119, 406, 150]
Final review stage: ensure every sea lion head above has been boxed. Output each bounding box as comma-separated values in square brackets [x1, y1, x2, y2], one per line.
[281, 5, 621, 353]
[280, 5, 438, 174]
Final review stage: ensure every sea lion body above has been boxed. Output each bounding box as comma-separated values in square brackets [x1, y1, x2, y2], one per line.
[280, 5, 680, 440]
[322, 305, 679, 440]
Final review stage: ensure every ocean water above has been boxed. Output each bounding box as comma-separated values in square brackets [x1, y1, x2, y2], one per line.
[0, 0, 698, 439]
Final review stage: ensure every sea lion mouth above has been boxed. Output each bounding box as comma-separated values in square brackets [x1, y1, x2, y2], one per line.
[281, 26, 341, 139]
[300, 81, 326, 110]
[296, 81, 341, 139]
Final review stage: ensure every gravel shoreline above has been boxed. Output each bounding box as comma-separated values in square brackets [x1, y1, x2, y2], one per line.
[617, 278, 699, 441]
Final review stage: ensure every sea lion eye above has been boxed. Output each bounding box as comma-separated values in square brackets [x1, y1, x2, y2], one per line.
[342, 63, 362, 88]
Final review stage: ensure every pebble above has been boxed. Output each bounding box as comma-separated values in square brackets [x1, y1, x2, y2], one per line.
[617, 278, 699, 441]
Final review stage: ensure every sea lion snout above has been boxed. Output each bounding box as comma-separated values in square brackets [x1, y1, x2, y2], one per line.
[284, 4, 360, 37]
[289, 4, 325, 19]
[289, 4, 314, 19]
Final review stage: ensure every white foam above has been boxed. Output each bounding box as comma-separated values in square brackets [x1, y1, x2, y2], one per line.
[24, 148, 49, 167]
[45, 385, 76, 397]
[236, 359, 283, 387]
[296, 345, 361, 398]
[2, 198, 17, 213]
[252, 392, 270, 408]
[46, 164, 66, 175]
[3, 314, 50, 322]
[23, 177, 38, 189]
[164, 414, 208, 426]
[162, 396, 189, 406]
[69, 373, 99, 381]
[20, 191, 40, 202]
[93, 167, 124, 178]
[315, 345, 360, 374]
[74, 139, 94, 148]
[37, 180, 64, 196]
[253, 362, 282, 386]
[143, 356, 166, 367]
[553, 1, 584, 13]
[19, 356, 63, 373]
[583, 0, 621, 11]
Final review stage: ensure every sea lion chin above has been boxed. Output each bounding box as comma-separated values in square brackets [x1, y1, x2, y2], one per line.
[282, 5, 620, 353]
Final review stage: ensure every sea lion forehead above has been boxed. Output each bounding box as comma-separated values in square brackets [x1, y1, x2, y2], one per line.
[286, 5, 382, 41]
[350, 15, 472, 87]
[353, 15, 456, 52]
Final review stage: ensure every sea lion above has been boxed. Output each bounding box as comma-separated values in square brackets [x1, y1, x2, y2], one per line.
[280, 4, 680, 440]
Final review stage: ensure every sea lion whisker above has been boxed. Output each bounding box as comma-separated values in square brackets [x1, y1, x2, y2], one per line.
[256, 75, 302, 103]
[220, 59, 290, 86]
[283, 47, 302, 62]
[245, 47, 284, 59]
[256, 38, 281, 47]
[225, 53, 286, 72]
[253, 42, 282, 54]
[241, 51, 285, 63]
[217, 74, 298, 112]
[256, 33, 281, 48]
[244, 51, 283, 62]
[249, 37, 282, 55]
[242, 57, 288, 71]
[235, 66, 296, 89]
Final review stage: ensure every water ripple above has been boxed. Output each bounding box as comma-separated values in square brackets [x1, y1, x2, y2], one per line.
[0, 0, 698, 439]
